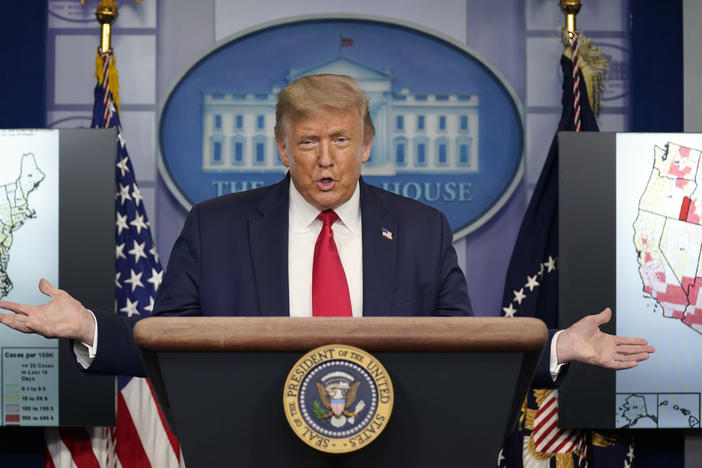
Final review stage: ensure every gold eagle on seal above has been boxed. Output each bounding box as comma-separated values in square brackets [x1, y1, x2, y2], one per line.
[315, 381, 361, 418]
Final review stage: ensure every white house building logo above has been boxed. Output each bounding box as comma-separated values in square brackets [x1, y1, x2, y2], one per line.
[202, 56, 479, 181]
[158, 17, 524, 238]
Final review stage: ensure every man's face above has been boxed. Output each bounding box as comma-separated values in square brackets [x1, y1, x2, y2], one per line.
[276, 108, 372, 211]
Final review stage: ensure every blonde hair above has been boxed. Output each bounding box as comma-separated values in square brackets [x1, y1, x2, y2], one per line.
[274, 74, 375, 143]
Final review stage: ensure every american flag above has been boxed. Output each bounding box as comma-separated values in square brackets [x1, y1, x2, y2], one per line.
[44, 49, 183, 468]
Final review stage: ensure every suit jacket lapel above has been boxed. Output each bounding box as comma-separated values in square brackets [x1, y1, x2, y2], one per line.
[249, 176, 290, 316]
[361, 181, 397, 316]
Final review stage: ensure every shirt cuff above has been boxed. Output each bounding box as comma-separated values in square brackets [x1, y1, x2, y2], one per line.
[549, 329, 565, 381]
[72, 310, 98, 369]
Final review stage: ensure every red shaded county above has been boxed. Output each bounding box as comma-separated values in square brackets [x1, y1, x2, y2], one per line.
[644, 252, 653, 262]
[654, 284, 688, 319]
[680, 146, 691, 157]
[687, 200, 702, 224]
[682, 276, 696, 294]
[677, 178, 689, 188]
[683, 306, 702, 328]
[680, 196, 692, 221]
[682, 277, 702, 329]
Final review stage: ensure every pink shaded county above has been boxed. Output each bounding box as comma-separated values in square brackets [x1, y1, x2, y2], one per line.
[683, 306, 702, 329]
[640, 260, 666, 288]
[668, 147, 693, 177]
[654, 285, 688, 319]
[676, 178, 689, 188]
[687, 199, 702, 224]
[682, 277, 702, 332]
[639, 261, 688, 318]
[682, 276, 696, 293]
[683, 306, 702, 330]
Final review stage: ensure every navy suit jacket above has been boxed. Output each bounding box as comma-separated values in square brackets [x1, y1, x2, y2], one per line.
[89, 176, 555, 383]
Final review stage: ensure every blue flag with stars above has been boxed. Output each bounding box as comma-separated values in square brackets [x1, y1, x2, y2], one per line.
[500, 54, 598, 327]
[498, 44, 599, 468]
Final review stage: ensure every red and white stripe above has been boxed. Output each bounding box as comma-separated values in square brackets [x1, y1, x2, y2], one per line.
[100, 50, 114, 124]
[576, 433, 589, 468]
[45, 426, 114, 468]
[331, 400, 345, 417]
[112, 378, 182, 467]
[45, 383, 182, 468]
[571, 31, 582, 132]
[531, 390, 579, 454]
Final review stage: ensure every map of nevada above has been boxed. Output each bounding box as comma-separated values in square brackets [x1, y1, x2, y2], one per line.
[634, 142, 702, 334]
[0, 153, 45, 298]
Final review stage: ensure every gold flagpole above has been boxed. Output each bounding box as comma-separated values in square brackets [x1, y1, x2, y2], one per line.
[95, 0, 119, 53]
[559, 0, 582, 38]
[80, 0, 142, 52]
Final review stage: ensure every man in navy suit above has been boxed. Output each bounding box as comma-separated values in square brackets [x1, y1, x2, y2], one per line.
[0, 74, 653, 379]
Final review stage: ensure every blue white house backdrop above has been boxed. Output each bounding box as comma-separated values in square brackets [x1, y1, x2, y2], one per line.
[159, 17, 523, 239]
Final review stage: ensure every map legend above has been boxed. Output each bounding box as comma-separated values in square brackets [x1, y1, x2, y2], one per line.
[1, 348, 58, 426]
[3, 385, 20, 425]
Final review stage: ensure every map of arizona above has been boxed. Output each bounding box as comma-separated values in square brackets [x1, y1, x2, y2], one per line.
[0, 153, 45, 298]
[634, 142, 702, 334]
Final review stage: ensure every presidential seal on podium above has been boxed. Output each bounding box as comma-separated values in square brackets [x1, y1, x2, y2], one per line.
[283, 344, 394, 453]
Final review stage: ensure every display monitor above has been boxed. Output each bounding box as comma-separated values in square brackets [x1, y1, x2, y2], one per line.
[0, 129, 114, 426]
[559, 132, 702, 429]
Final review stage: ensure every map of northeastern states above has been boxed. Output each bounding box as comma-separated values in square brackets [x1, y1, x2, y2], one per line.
[634, 142, 702, 334]
[0, 153, 45, 298]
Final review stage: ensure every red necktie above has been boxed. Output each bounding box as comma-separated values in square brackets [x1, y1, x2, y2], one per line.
[312, 210, 352, 317]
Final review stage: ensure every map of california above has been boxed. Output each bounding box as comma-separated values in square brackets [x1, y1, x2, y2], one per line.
[634, 142, 702, 334]
[0, 153, 45, 298]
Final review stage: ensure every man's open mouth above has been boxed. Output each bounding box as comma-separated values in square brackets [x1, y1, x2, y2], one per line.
[317, 178, 335, 190]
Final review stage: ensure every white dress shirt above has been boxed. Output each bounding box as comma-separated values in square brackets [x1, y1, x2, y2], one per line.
[288, 181, 363, 317]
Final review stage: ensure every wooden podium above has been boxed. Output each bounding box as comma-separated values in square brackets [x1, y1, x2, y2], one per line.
[134, 317, 547, 467]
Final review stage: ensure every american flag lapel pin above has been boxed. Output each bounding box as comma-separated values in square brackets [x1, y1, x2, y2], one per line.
[382, 227, 393, 240]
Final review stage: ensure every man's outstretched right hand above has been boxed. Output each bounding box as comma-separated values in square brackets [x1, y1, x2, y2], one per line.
[0, 278, 95, 344]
